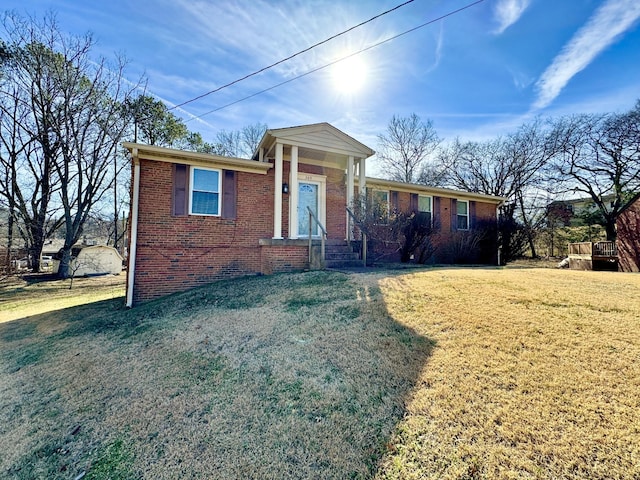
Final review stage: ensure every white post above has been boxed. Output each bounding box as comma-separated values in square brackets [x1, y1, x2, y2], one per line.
[289, 145, 299, 238]
[358, 158, 366, 197]
[273, 142, 283, 239]
[346, 156, 354, 240]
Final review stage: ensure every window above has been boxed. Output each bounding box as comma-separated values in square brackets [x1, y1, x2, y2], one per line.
[190, 167, 221, 215]
[457, 200, 469, 230]
[417, 194, 432, 224]
[372, 190, 390, 222]
[373, 190, 389, 207]
[418, 195, 431, 214]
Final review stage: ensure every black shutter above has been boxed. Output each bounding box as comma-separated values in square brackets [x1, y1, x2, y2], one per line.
[433, 196, 441, 230]
[391, 190, 399, 213]
[173, 164, 188, 216]
[222, 170, 237, 219]
[470, 201, 477, 229]
[410, 193, 418, 213]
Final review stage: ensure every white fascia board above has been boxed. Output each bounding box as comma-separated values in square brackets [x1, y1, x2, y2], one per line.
[363, 177, 507, 204]
[123, 143, 272, 174]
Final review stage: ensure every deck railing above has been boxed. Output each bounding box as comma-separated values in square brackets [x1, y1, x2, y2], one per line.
[568, 241, 617, 257]
[593, 241, 617, 257]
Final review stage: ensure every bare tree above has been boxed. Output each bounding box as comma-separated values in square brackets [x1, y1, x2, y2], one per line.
[214, 129, 242, 157]
[0, 12, 141, 277]
[240, 122, 267, 157]
[0, 14, 65, 271]
[439, 120, 556, 258]
[54, 53, 138, 278]
[439, 138, 511, 197]
[548, 101, 640, 241]
[377, 113, 441, 184]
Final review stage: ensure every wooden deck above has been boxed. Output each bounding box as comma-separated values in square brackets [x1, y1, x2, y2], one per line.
[568, 241, 618, 271]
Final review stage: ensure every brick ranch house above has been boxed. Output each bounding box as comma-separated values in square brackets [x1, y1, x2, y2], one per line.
[124, 123, 505, 306]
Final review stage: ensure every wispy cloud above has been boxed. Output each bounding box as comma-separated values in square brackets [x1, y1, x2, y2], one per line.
[427, 22, 444, 74]
[533, 0, 640, 110]
[493, 0, 531, 34]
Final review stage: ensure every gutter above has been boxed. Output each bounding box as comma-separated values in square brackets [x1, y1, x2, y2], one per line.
[125, 148, 140, 308]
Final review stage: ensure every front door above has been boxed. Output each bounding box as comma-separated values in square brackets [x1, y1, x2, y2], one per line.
[298, 182, 319, 237]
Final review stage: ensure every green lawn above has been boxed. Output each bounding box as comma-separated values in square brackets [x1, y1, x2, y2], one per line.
[1, 267, 639, 479]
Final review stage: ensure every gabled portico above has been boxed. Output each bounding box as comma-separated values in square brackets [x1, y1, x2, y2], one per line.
[254, 123, 374, 241]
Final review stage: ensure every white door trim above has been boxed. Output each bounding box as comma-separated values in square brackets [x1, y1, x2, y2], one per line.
[296, 173, 326, 238]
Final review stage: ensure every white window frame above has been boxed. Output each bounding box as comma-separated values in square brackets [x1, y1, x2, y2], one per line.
[417, 194, 433, 225]
[457, 199, 469, 230]
[189, 166, 222, 216]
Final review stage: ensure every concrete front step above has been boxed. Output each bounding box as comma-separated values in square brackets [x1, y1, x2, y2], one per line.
[326, 252, 360, 261]
[325, 243, 360, 262]
[316, 241, 363, 269]
[325, 259, 366, 269]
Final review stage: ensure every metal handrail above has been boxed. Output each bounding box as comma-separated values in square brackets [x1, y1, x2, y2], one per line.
[345, 207, 367, 267]
[307, 206, 327, 266]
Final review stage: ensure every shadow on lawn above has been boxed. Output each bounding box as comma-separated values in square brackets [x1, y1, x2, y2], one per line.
[0, 271, 436, 479]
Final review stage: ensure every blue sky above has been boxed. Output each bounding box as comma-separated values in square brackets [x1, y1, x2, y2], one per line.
[4, 0, 640, 165]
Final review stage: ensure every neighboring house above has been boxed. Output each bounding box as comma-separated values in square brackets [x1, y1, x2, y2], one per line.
[53, 245, 123, 276]
[124, 123, 505, 306]
[616, 192, 640, 272]
[547, 195, 616, 227]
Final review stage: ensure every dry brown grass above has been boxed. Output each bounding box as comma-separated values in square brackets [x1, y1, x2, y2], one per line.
[1, 267, 639, 479]
[375, 267, 640, 479]
[0, 274, 125, 323]
[0, 271, 429, 479]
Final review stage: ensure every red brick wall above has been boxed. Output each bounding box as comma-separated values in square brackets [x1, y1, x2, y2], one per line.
[133, 159, 278, 303]
[261, 245, 309, 275]
[130, 157, 502, 303]
[131, 159, 349, 303]
[474, 200, 498, 220]
[438, 197, 452, 232]
[617, 198, 640, 272]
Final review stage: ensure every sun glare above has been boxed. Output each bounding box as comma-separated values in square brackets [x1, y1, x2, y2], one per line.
[331, 56, 367, 94]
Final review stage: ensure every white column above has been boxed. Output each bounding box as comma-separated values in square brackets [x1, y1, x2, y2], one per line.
[289, 145, 299, 238]
[273, 142, 283, 239]
[346, 156, 354, 240]
[358, 157, 366, 197]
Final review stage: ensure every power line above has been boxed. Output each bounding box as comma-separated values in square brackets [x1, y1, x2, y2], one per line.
[169, 0, 415, 110]
[185, 0, 485, 122]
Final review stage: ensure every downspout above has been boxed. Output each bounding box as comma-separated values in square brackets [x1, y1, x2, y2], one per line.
[126, 148, 140, 307]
